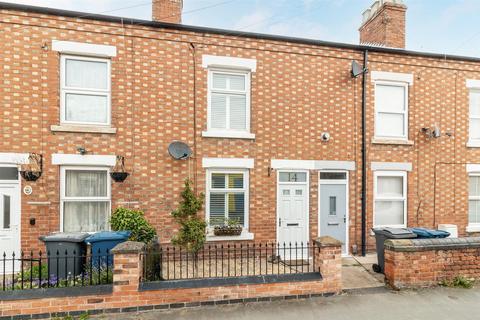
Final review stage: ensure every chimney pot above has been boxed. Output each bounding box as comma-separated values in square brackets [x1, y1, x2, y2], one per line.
[152, 0, 183, 24]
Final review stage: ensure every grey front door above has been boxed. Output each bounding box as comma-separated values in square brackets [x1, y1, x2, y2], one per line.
[320, 183, 347, 254]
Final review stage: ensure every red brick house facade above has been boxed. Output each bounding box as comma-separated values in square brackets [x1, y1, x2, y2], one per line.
[1, 0, 480, 258]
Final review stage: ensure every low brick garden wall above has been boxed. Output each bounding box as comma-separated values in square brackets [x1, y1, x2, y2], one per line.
[0, 237, 342, 319]
[384, 237, 480, 289]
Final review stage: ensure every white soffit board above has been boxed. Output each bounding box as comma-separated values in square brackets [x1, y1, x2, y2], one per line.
[202, 55, 257, 72]
[271, 160, 355, 171]
[467, 164, 480, 173]
[202, 158, 254, 169]
[371, 71, 414, 85]
[467, 79, 480, 89]
[371, 162, 412, 171]
[52, 40, 117, 57]
[52, 154, 116, 166]
[0, 153, 29, 164]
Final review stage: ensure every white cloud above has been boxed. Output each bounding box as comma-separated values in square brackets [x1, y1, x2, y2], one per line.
[233, 3, 327, 40]
[234, 9, 273, 30]
[440, 0, 480, 25]
[1, 0, 152, 18]
[260, 19, 326, 40]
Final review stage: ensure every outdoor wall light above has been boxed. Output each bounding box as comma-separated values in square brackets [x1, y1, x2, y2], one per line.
[422, 125, 441, 139]
[77, 147, 87, 155]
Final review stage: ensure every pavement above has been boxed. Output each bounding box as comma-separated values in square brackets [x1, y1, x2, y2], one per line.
[94, 286, 480, 320]
[93, 254, 477, 320]
[341, 254, 384, 290]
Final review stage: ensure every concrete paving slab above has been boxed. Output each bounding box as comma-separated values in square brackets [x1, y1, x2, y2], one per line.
[341, 255, 384, 289]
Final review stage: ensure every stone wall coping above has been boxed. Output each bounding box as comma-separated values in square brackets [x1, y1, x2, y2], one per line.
[111, 241, 145, 254]
[384, 237, 480, 252]
[315, 236, 342, 247]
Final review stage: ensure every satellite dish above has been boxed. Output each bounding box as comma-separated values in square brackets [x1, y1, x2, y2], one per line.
[168, 141, 193, 160]
[351, 60, 365, 78]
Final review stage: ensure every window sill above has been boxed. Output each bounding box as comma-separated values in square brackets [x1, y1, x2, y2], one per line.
[372, 138, 414, 146]
[466, 225, 480, 233]
[51, 125, 117, 134]
[202, 130, 255, 140]
[206, 232, 254, 242]
[467, 141, 480, 148]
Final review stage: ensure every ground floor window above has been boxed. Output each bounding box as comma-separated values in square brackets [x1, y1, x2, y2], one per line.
[60, 166, 111, 232]
[469, 174, 480, 226]
[206, 169, 249, 228]
[374, 171, 407, 227]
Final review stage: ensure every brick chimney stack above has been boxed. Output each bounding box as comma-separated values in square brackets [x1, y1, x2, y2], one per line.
[152, 0, 183, 24]
[359, 0, 407, 49]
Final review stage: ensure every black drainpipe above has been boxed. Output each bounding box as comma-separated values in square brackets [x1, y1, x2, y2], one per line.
[361, 50, 369, 256]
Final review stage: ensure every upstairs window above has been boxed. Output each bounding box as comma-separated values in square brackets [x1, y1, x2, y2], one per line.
[374, 82, 408, 139]
[60, 55, 111, 125]
[469, 90, 480, 143]
[207, 70, 251, 134]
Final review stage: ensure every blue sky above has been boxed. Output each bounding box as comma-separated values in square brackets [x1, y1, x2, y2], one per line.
[5, 0, 480, 57]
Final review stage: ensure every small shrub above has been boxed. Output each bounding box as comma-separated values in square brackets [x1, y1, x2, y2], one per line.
[171, 179, 206, 254]
[440, 276, 474, 289]
[452, 276, 474, 289]
[110, 207, 156, 244]
[172, 217, 207, 253]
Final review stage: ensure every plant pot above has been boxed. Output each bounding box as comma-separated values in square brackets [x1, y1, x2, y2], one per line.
[213, 225, 242, 236]
[20, 171, 42, 182]
[110, 172, 129, 182]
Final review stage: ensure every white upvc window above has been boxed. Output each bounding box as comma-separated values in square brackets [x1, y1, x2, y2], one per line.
[60, 55, 111, 126]
[468, 174, 480, 229]
[205, 69, 252, 138]
[206, 169, 249, 229]
[469, 90, 480, 144]
[374, 171, 407, 228]
[60, 166, 111, 232]
[374, 81, 409, 139]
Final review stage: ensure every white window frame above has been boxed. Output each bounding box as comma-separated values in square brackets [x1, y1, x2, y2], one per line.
[60, 55, 112, 126]
[60, 166, 111, 232]
[374, 80, 409, 140]
[373, 170, 407, 228]
[205, 169, 250, 231]
[469, 89, 480, 146]
[468, 173, 480, 231]
[204, 68, 253, 139]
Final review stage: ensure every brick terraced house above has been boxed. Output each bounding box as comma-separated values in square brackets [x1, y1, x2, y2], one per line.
[1, 0, 480, 261]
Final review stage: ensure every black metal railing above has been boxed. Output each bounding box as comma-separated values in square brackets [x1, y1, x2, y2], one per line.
[1, 249, 113, 291]
[143, 242, 319, 282]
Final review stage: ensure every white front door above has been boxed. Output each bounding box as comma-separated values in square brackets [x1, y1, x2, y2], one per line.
[277, 171, 309, 250]
[0, 166, 21, 274]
